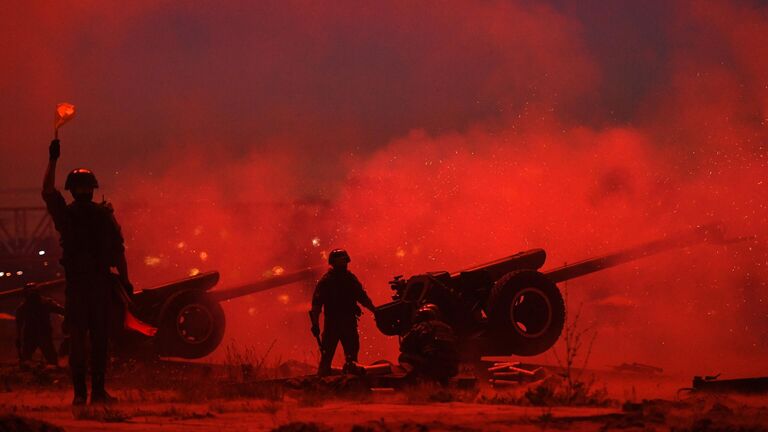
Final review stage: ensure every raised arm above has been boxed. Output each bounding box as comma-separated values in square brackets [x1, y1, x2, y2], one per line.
[43, 139, 60, 193]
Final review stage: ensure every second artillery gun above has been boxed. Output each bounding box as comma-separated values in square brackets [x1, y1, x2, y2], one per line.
[374, 223, 742, 358]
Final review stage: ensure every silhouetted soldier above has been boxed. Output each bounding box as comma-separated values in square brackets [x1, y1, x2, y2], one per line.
[398, 304, 459, 384]
[310, 249, 375, 376]
[16, 284, 64, 368]
[42, 139, 132, 406]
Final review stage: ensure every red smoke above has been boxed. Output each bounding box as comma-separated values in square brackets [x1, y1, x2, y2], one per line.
[2, 1, 766, 374]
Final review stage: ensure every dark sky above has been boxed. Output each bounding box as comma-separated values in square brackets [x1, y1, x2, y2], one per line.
[3, 0, 751, 192]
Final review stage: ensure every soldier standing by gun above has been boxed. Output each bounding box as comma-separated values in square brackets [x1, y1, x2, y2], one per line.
[42, 138, 132, 406]
[16, 284, 65, 368]
[310, 249, 375, 376]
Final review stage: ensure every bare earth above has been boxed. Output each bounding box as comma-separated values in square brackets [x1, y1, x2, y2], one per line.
[2, 361, 767, 432]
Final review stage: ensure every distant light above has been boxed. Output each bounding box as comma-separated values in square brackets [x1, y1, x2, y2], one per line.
[0, 272, 4, 277]
[189, 268, 200, 276]
[277, 294, 290, 305]
[38, 250, 46, 256]
[144, 256, 161, 266]
[16, 271, 23, 276]
[311, 237, 321, 247]
[199, 251, 208, 262]
[271, 266, 285, 276]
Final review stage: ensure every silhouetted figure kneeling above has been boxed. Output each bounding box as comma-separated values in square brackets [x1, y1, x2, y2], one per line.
[16, 284, 64, 368]
[398, 303, 459, 384]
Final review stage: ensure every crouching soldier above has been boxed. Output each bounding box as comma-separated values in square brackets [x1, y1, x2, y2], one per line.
[398, 304, 459, 384]
[16, 284, 65, 368]
[310, 249, 376, 376]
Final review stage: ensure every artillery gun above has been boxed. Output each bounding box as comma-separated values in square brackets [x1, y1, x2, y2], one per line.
[0, 268, 320, 359]
[374, 223, 742, 358]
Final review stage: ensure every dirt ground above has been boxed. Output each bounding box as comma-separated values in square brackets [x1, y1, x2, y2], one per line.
[2, 360, 768, 432]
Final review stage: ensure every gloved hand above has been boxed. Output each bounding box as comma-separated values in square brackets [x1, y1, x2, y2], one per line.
[311, 325, 320, 337]
[49, 139, 60, 160]
[122, 280, 134, 297]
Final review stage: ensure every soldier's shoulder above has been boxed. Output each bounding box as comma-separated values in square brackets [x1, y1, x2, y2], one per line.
[318, 270, 334, 282]
[345, 271, 361, 282]
[96, 200, 115, 213]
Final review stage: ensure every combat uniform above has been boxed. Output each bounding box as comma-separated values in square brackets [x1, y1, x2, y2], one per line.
[398, 318, 460, 383]
[16, 292, 64, 366]
[311, 268, 375, 375]
[42, 189, 125, 400]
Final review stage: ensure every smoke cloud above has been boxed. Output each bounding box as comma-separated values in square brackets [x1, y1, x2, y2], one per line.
[2, 1, 766, 373]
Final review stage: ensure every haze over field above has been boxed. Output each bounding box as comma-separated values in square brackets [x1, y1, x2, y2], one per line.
[2, 1, 766, 373]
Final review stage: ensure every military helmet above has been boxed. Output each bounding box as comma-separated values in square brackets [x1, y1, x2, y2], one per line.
[328, 248, 351, 265]
[65, 168, 99, 190]
[416, 303, 441, 321]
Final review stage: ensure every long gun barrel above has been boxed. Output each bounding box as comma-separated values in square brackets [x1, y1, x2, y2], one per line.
[209, 267, 322, 302]
[543, 222, 745, 284]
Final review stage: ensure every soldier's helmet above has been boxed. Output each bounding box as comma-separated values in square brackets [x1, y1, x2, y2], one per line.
[328, 249, 351, 266]
[416, 303, 441, 322]
[65, 168, 99, 190]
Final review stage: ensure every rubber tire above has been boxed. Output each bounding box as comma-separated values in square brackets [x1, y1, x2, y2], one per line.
[486, 270, 565, 356]
[156, 291, 226, 359]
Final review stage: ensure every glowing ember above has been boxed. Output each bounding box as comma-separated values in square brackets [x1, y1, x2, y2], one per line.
[176, 241, 187, 249]
[395, 247, 406, 258]
[247, 307, 258, 317]
[272, 265, 285, 276]
[311, 237, 321, 247]
[193, 226, 203, 236]
[144, 256, 161, 266]
[189, 268, 200, 276]
[277, 294, 290, 304]
[199, 251, 209, 261]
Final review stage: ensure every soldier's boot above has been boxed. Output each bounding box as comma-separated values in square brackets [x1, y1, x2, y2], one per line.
[342, 356, 364, 376]
[317, 363, 332, 377]
[72, 373, 88, 406]
[90, 374, 117, 405]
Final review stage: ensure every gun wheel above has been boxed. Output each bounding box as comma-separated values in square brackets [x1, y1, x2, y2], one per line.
[157, 291, 226, 359]
[487, 270, 565, 356]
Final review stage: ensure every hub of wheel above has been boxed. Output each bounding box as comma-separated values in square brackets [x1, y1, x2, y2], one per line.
[176, 303, 214, 344]
[509, 287, 553, 338]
